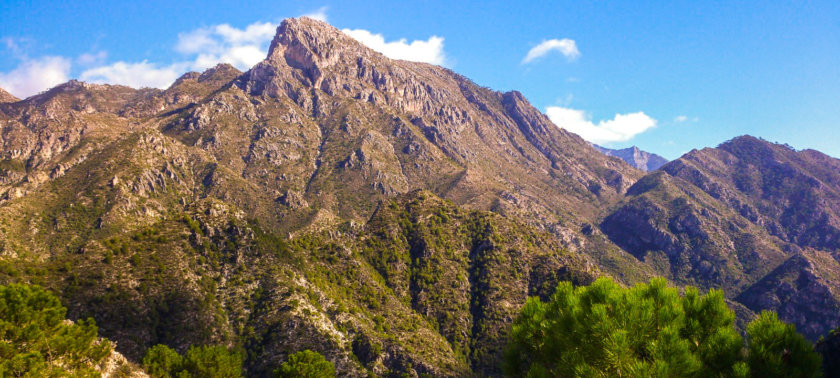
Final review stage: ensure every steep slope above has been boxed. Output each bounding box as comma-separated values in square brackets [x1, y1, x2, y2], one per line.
[172, 17, 643, 237]
[736, 250, 840, 340]
[601, 171, 788, 293]
[593, 144, 668, 171]
[662, 136, 840, 251]
[0, 87, 18, 103]
[601, 136, 840, 339]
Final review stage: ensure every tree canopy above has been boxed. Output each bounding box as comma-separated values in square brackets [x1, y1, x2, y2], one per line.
[504, 277, 821, 377]
[275, 349, 336, 378]
[143, 343, 243, 377]
[0, 283, 111, 377]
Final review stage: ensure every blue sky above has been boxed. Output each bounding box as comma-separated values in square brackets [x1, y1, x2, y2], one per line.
[1, 1, 838, 159]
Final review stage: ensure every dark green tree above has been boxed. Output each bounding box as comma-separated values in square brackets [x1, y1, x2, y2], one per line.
[275, 350, 336, 378]
[0, 283, 111, 377]
[504, 277, 820, 377]
[143, 344, 185, 377]
[142, 343, 243, 377]
[183, 345, 243, 377]
[747, 311, 822, 378]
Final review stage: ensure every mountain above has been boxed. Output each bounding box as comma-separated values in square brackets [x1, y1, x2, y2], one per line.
[593, 144, 668, 171]
[0, 17, 837, 375]
[0, 17, 628, 376]
[601, 135, 840, 340]
[0, 87, 18, 103]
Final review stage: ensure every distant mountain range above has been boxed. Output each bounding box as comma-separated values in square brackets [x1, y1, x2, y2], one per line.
[593, 144, 669, 171]
[1, 17, 838, 376]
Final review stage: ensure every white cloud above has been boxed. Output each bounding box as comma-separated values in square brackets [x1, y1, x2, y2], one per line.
[81, 61, 189, 89]
[546, 106, 657, 144]
[302, 6, 329, 22]
[0, 56, 72, 98]
[342, 28, 447, 66]
[522, 39, 580, 64]
[78, 20, 278, 89]
[175, 21, 277, 71]
[77, 51, 108, 66]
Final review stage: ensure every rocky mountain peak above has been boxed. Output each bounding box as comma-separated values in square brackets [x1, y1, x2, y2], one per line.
[593, 144, 668, 171]
[0, 87, 19, 103]
[197, 63, 241, 83]
[266, 17, 372, 74]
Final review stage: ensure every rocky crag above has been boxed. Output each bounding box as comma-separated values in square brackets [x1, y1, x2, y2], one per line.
[593, 144, 668, 171]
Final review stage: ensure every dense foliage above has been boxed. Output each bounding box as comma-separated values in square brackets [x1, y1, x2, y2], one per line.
[143, 343, 243, 377]
[0, 284, 111, 376]
[748, 311, 823, 377]
[275, 350, 336, 378]
[504, 277, 821, 377]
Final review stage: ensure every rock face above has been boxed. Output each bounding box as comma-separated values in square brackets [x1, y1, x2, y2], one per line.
[0, 87, 18, 103]
[593, 144, 668, 171]
[601, 135, 840, 340]
[0, 16, 838, 376]
[736, 250, 840, 340]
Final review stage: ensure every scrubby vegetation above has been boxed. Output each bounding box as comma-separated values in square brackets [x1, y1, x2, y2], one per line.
[142, 343, 244, 377]
[504, 277, 822, 377]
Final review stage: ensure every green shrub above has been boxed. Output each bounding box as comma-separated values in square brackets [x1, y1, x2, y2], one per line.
[275, 350, 335, 378]
[143, 344, 184, 377]
[143, 344, 243, 377]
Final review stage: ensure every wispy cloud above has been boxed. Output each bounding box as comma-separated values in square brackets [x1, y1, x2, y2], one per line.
[342, 29, 447, 66]
[81, 61, 189, 89]
[522, 39, 580, 64]
[174, 21, 276, 70]
[81, 20, 278, 89]
[0, 56, 72, 98]
[77, 51, 108, 66]
[302, 6, 329, 22]
[673, 115, 699, 123]
[546, 106, 657, 144]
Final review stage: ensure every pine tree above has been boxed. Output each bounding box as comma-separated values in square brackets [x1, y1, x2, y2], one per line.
[275, 350, 336, 378]
[504, 277, 820, 377]
[747, 311, 822, 378]
[0, 283, 111, 376]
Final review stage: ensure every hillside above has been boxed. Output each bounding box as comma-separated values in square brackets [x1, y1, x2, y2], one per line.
[601, 136, 840, 340]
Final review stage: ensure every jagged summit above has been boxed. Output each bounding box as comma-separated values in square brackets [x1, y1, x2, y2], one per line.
[593, 144, 668, 171]
[266, 17, 376, 67]
[0, 87, 18, 103]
